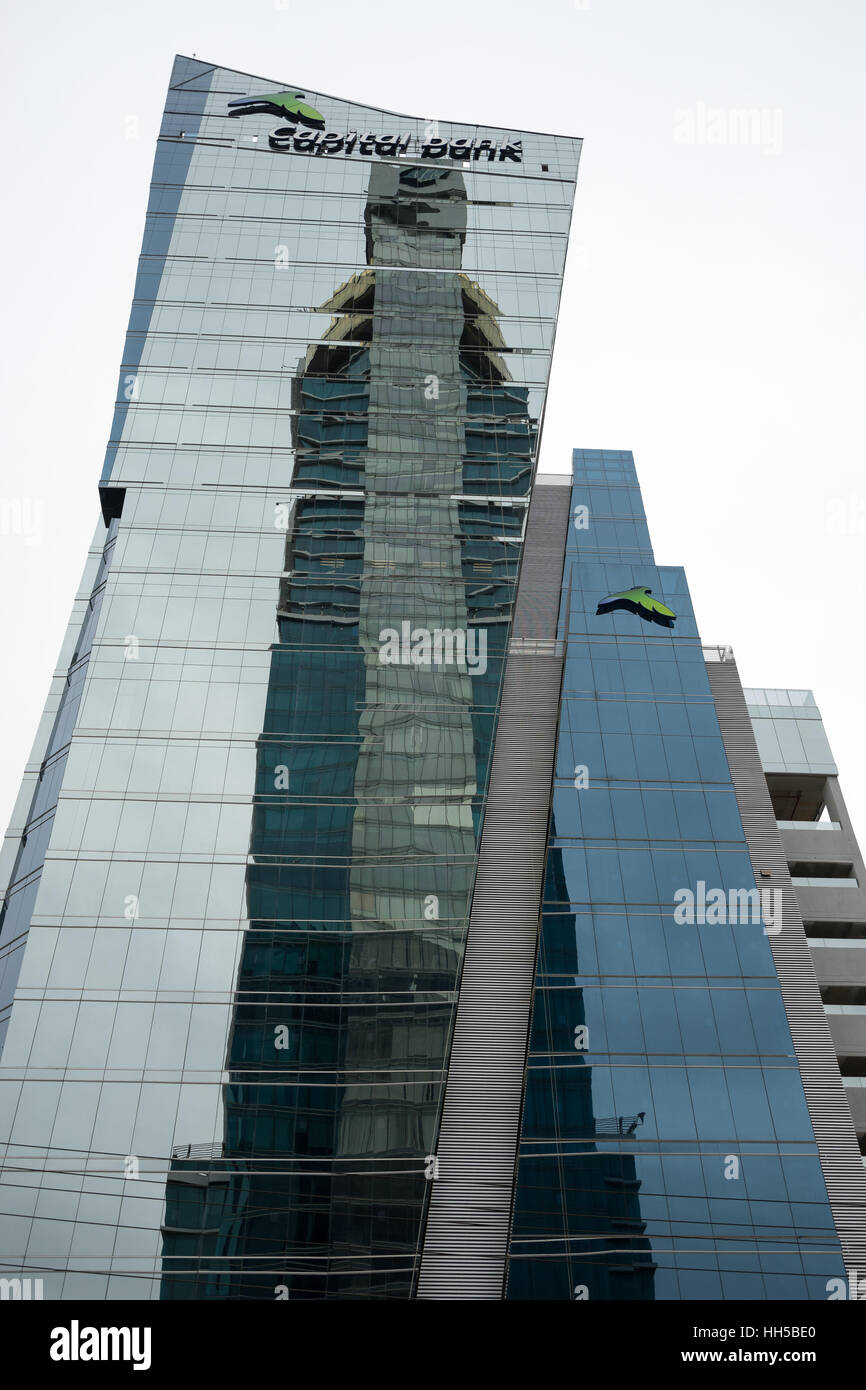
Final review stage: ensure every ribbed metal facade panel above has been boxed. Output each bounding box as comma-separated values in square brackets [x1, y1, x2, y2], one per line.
[416, 481, 570, 1299]
[707, 657, 866, 1269]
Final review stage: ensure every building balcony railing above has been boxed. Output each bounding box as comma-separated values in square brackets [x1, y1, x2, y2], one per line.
[594, 1112, 646, 1137]
[777, 819, 842, 832]
[792, 876, 859, 888]
[171, 1141, 224, 1161]
[807, 937, 866, 947]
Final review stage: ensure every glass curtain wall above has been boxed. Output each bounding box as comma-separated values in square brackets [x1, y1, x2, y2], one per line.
[505, 449, 846, 1301]
[0, 57, 579, 1299]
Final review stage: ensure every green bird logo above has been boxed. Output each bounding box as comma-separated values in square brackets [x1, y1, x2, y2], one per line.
[596, 585, 677, 628]
[227, 90, 325, 129]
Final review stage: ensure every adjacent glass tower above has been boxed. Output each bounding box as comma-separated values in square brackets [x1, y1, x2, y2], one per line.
[0, 57, 580, 1298]
[503, 452, 848, 1300]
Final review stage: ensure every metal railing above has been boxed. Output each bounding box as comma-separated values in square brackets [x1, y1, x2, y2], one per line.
[777, 819, 841, 831]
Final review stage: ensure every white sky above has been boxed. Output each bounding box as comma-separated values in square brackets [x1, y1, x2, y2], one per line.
[1, 0, 864, 845]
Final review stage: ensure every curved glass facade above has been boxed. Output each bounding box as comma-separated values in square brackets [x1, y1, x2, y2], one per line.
[0, 57, 580, 1298]
[505, 450, 846, 1300]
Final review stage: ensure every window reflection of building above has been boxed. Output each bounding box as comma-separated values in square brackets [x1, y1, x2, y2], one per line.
[506, 832, 656, 1301]
[161, 163, 537, 1298]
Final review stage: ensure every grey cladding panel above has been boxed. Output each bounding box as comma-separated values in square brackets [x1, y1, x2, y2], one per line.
[416, 483, 570, 1299]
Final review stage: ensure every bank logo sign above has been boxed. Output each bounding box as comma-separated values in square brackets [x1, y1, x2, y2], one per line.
[227, 90, 523, 163]
[228, 90, 325, 128]
[596, 586, 677, 628]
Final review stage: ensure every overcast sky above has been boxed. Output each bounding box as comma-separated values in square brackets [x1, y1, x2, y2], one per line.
[1, 0, 864, 845]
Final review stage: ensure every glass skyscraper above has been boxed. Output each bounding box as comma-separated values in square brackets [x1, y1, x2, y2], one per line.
[0, 56, 580, 1298]
[502, 452, 853, 1300]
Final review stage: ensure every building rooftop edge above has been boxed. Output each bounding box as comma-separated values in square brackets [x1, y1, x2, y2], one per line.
[171, 53, 585, 145]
